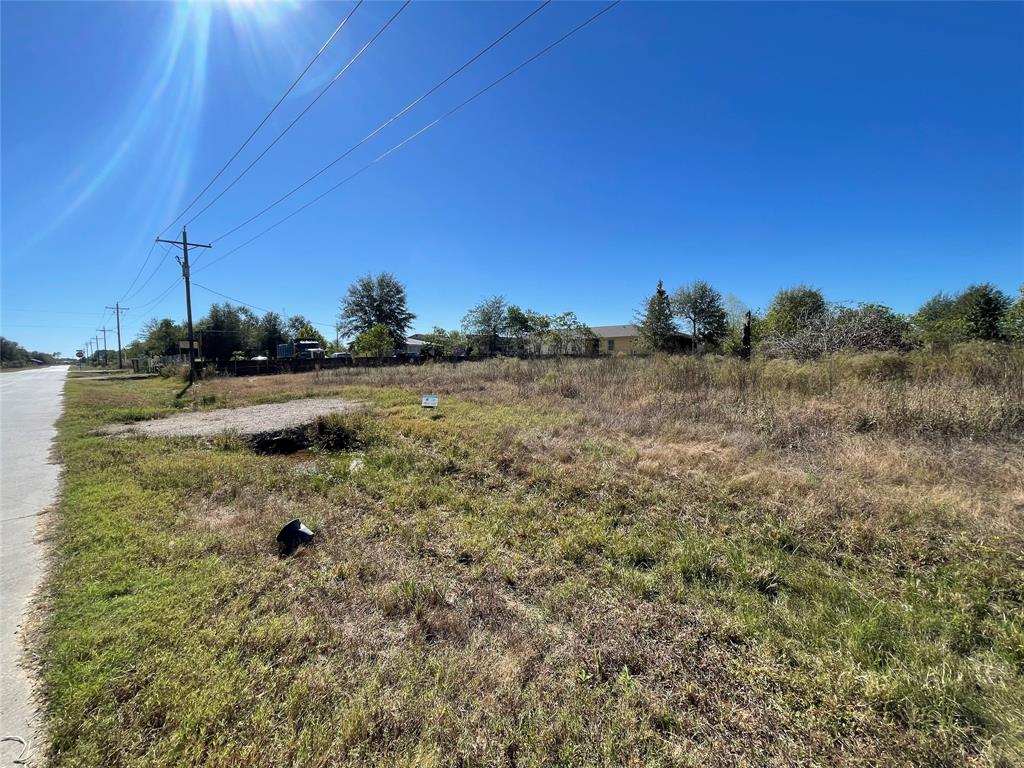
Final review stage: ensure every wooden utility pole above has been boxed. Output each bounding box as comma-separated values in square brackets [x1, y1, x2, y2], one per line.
[106, 303, 128, 369]
[156, 226, 211, 383]
[94, 334, 102, 365]
[97, 326, 112, 366]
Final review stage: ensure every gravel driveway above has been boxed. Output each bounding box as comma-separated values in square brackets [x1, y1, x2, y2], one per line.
[102, 397, 362, 439]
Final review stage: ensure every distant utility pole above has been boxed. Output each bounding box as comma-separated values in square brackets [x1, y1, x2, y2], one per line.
[97, 326, 111, 367]
[94, 335, 101, 365]
[106, 303, 128, 369]
[156, 226, 211, 383]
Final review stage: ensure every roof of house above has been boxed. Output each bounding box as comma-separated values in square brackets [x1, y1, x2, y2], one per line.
[404, 338, 426, 347]
[589, 324, 640, 338]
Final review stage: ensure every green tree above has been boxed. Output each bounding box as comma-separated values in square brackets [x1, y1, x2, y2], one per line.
[954, 283, 1011, 341]
[196, 303, 252, 360]
[421, 327, 469, 356]
[352, 324, 395, 359]
[545, 311, 595, 355]
[1002, 285, 1024, 344]
[254, 312, 289, 357]
[462, 296, 510, 354]
[0, 337, 30, 366]
[914, 284, 1011, 345]
[760, 285, 827, 340]
[671, 280, 728, 349]
[339, 273, 415, 344]
[287, 315, 328, 350]
[136, 318, 185, 356]
[636, 280, 678, 352]
[913, 292, 964, 345]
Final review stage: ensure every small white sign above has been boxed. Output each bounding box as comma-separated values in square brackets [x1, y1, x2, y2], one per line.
[421, 394, 439, 409]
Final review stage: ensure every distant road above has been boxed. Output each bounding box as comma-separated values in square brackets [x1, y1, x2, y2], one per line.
[0, 366, 68, 764]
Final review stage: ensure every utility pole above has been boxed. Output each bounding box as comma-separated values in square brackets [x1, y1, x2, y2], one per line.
[106, 303, 128, 369]
[156, 226, 211, 383]
[94, 335, 101, 366]
[97, 326, 111, 367]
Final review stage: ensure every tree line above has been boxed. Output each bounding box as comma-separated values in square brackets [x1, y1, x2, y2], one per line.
[127, 272, 1022, 362]
[635, 279, 1023, 358]
[0, 337, 60, 368]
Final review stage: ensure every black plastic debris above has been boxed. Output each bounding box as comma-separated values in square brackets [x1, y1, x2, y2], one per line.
[277, 518, 314, 556]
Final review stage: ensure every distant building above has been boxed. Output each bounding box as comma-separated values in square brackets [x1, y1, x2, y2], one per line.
[589, 324, 691, 354]
[590, 324, 642, 354]
[402, 338, 426, 356]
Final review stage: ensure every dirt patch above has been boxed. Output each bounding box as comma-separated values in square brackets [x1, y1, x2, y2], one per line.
[101, 397, 363, 440]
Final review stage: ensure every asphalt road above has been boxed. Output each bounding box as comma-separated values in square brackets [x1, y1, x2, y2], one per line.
[0, 366, 67, 764]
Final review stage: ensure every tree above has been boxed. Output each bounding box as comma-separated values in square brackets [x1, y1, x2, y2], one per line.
[462, 296, 510, 354]
[913, 292, 964, 345]
[136, 318, 185, 356]
[914, 284, 1011, 345]
[421, 327, 469, 356]
[1002, 285, 1024, 344]
[636, 280, 678, 352]
[287, 315, 328, 350]
[352, 324, 395, 359]
[196, 303, 253, 360]
[254, 312, 289, 357]
[671, 280, 728, 350]
[720, 294, 752, 356]
[954, 284, 1011, 341]
[545, 311, 595, 355]
[760, 285, 828, 340]
[762, 302, 912, 359]
[339, 273, 415, 344]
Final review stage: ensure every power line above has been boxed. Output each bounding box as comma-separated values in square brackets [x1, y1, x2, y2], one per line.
[208, 0, 551, 246]
[132, 277, 182, 313]
[123, 243, 174, 302]
[191, 281, 336, 329]
[196, 0, 620, 275]
[159, 3, 362, 235]
[185, 0, 411, 232]
[119, 239, 159, 302]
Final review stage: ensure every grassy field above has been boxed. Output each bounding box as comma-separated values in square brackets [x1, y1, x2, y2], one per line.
[40, 345, 1023, 766]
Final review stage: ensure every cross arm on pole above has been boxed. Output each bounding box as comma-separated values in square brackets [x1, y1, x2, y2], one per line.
[156, 238, 211, 249]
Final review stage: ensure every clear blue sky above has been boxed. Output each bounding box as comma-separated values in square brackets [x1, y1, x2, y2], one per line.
[2, 1, 1022, 355]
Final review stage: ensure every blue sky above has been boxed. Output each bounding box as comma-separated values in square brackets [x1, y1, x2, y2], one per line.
[2, 1, 1022, 355]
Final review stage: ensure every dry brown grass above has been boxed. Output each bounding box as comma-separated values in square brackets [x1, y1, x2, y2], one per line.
[42, 345, 1023, 767]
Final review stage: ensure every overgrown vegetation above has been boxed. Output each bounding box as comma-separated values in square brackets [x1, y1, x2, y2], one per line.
[0, 336, 59, 367]
[41, 346, 1023, 766]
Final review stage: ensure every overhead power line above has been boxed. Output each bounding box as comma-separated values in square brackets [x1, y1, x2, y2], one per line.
[132, 277, 183, 313]
[159, 3, 361, 235]
[196, 0, 620, 275]
[119, 239, 159, 302]
[191, 281, 336, 329]
[185, 0, 411, 231]
[123, 243, 175, 303]
[209, 0, 551, 246]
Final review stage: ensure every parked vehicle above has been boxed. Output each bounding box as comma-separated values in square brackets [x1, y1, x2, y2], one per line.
[327, 352, 352, 360]
[277, 339, 325, 360]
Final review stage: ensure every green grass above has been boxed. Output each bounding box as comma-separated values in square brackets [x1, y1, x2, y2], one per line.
[39, 357, 1024, 767]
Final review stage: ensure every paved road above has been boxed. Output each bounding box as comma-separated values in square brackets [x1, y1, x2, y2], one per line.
[0, 366, 67, 764]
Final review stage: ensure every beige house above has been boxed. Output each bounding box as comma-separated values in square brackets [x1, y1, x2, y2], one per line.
[590, 324, 642, 354]
[589, 324, 692, 354]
